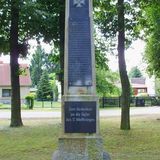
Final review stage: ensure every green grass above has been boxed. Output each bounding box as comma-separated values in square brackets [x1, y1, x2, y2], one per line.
[0, 116, 160, 160]
[101, 116, 160, 160]
[0, 119, 60, 160]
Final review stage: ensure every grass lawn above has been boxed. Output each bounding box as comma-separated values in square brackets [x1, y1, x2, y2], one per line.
[0, 115, 160, 160]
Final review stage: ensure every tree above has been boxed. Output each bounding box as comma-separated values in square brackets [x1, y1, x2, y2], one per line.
[96, 68, 120, 97]
[37, 71, 52, 107]
[129, 66, 143, 78]
[10, 0, 23, 127]
[58, 0, 65, 95]
[94, 0, 140, 51]
[94, 0, 135, 130]
[30, 44, 60, 87]
[118, 0, 130, 130]
[0, 0, 62, 126]
[30, 45, 44, 86]
[139, 1, 160, 78]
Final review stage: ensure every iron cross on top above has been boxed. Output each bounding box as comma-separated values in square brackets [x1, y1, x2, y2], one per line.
[73, 0, 85, 7]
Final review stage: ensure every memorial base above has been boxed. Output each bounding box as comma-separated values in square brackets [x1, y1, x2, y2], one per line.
[52, 136, 111, 160]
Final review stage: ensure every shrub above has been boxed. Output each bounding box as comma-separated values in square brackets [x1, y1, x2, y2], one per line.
[25, 93, 35, 109]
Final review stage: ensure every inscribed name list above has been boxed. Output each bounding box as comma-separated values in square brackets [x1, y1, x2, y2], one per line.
[68, 0, 92, 86]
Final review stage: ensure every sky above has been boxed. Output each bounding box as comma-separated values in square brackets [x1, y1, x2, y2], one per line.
[0, 39, 52, 64]
[107, 39, 146, 73]
[0, 39, 146, 73]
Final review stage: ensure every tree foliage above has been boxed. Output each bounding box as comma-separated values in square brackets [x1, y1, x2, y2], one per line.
[94, 0, 132, 130]
[30, 45, 58, 87]
[94, 0, 140, 51]
[139, 1, 160, 78]
[96, 68, 120, 97]
[36, 71, 52, 101]
[0, 0, 62, 127]
[30, 45, 44, 86]
[129, 66, 143, 78]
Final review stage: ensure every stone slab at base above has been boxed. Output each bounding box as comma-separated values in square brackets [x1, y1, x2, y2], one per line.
[52, 137, 111, 160]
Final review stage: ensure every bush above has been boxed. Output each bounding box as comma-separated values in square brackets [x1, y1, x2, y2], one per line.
[25, 93, 35, 109]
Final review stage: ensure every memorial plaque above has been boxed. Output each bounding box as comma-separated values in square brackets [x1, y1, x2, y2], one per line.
[68, 0, 92, 86]
[64, 101, 96, 133]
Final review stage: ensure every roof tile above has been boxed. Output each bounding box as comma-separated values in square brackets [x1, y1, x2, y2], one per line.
[0, 62, 31, 86]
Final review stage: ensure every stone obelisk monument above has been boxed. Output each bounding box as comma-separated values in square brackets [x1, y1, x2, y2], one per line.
[53, 0, 110, 159]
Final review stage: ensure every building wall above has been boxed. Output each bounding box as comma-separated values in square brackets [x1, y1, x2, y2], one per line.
[0, 86, 30, 104]
[146, 76, 156, 96]
[20, 86, 30, 98]
[0, 86, 11, 104]
[133, 88, 147, 96]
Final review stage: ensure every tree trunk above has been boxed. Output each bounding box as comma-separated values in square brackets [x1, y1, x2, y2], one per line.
[117, 0, 130, 130]
[10, 0, 23, 127]
[59, 0, 65, 95]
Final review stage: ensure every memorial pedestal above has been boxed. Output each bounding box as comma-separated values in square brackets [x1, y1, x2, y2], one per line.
[53, 136, 109, 160]
[52, 95, 111, 160]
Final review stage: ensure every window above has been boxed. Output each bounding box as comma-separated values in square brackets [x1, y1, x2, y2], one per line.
[2, 89, 11, 97]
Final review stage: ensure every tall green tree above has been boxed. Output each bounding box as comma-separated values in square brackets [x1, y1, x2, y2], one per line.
[94, 0, 135, 130]
[30, 45, 60, 87]
[30, 45, 44, 86]
[129, 66, 143, 78]
[139, 1, 160, 78]
[0, 0, 63, 126]
[37, 71, 52, 107]
[118, 0, 130, 130]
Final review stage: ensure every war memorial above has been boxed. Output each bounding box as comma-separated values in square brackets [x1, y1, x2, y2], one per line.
[53, 0, 110, 159]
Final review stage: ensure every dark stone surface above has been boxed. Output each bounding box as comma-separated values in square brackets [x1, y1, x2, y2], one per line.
[64, 101, 96, 133]
[68, 0, 92, 86]
[70, 0, 89, 20]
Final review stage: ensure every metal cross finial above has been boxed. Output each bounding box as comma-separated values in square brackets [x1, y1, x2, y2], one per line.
[73, 0, 85, 7]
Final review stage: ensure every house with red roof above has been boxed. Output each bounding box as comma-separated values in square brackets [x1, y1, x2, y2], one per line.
[131, 78, 147, 96]
[0, 60, 31, 104]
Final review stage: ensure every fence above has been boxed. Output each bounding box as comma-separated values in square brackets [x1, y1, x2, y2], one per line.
[100, 96, 160, 108]
[0, 98, 25, 104]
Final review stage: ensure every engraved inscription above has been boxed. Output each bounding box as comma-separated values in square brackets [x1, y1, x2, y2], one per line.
[65, 101, 96, 133]
[68, 0, 92, 86]
[73, 0, 85, 7]
[68, 21, 92, 86]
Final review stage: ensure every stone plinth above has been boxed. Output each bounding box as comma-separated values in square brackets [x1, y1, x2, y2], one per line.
[53, 136, 110, 160]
